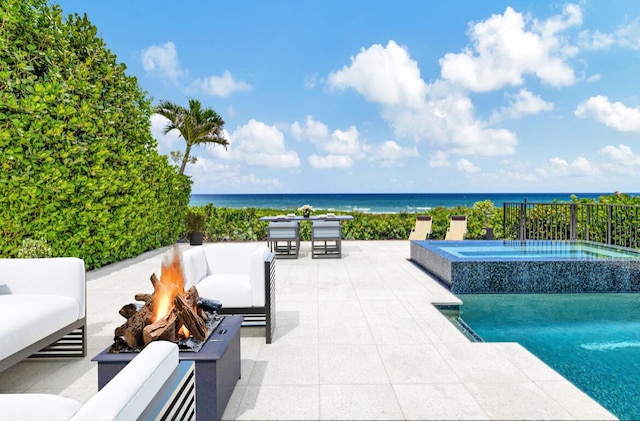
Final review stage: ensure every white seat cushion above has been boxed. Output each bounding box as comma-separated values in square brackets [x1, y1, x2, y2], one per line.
[196, 274, 253, 307]
[0, 394, 82, 421]
[0, 295, 80, 361]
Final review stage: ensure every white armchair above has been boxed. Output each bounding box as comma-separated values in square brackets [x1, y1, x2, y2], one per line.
[0, 257, 86, 373]
[182, 243, 276, 343]
[0, 341, 195, 421]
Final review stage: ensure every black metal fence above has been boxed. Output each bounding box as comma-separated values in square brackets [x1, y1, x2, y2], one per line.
[503, 202, 640, 249]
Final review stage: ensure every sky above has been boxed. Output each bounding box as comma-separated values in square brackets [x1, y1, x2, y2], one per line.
[54, 1, 640, 194]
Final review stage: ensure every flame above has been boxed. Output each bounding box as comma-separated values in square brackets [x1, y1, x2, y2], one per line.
[152, 247, 190, 339]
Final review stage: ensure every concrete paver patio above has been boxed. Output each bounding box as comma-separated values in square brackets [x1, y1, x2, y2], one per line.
[0, 241, 616, 420]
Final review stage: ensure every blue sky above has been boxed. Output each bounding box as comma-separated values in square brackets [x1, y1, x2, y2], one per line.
[55, 1, 640, 194]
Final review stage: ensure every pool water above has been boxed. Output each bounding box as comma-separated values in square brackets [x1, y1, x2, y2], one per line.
[453, 293, 640, 420]
[438, 241, 640, 260]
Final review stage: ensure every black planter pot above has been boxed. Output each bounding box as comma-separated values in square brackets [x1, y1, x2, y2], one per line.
[482, 227, 494, 240]
[189, 232, 204, 246]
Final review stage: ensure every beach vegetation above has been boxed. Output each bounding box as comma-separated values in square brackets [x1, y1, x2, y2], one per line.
[193, 205, 504, 242]
[0, 0, 190, 268]
[153, 99, 229, 174]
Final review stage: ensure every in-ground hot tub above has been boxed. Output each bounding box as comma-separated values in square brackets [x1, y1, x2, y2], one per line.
[410, 240, 640, 293]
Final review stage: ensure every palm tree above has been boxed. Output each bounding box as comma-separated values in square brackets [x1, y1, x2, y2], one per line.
[154, 99, 229, 174]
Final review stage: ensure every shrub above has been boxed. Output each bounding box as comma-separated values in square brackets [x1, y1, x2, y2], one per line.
[0, 0, 190, 268]
[17, 238, 53, 258]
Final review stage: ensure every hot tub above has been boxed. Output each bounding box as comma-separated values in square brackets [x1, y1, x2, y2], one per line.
[410, 240, 640, 293]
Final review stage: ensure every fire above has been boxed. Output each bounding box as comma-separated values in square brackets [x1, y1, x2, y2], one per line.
[152, 247, 190, 338]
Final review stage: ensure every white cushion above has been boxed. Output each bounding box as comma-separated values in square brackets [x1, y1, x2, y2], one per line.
[0, 258, 85, 316]
[181, 247, 208, 290]
[0, 394, 82, 421]
[203, 243, 258, 276]
[0, 295, 80, 362]
[70, 341, 178, 421]
[196, 274, 253, 307]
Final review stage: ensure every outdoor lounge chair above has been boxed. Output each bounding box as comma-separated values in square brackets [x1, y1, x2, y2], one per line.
[445, 215, 467, 240]
[408, 215, 432, 240]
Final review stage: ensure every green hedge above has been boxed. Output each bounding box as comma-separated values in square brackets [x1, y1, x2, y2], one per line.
[0, 0, 190, 268]
[192, 202, 504, 242]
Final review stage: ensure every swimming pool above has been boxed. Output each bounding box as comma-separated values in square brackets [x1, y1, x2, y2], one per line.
[444, 293, 640, 420]
[410, 240, 640, 293]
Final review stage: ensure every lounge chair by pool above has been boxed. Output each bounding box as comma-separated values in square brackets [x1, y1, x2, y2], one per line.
[445, 215, 467, 240]
[408, 215, 432, 240]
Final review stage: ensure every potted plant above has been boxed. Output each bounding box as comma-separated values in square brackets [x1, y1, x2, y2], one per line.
[298, 204, 313, 218]
[472, 200, 495, 240]
[186, 207, 205, 245]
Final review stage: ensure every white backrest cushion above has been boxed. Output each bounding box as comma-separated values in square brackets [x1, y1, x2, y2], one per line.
[0, 257, 86, 318]
[181, 247, 208, 289]
[70, 341, 178, 421]
[203, 243, 259, 276]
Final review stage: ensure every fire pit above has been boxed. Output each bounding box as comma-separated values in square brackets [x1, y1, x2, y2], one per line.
[109, 247, 224, 352]
[93, 247, 242, 420]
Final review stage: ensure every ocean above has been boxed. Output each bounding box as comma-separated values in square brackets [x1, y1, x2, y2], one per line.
[189, 192, 619, 213]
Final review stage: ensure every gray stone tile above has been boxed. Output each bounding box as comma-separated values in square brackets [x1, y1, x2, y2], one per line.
[235, 385, 320, 420]
[319, 344, 389, 385]
[367, 318, 432, 345]
[393, 383, 489, 420]
[536, 381, 617, 420]
[319, 384, 404, 420]
[465, 381, 574, 420]
[249, 343, 319, 385]
[318, 318, 374, 345]
[377, 343, 459, 384]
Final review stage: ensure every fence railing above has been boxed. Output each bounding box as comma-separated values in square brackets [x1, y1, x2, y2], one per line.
[503, 202, 640, 249]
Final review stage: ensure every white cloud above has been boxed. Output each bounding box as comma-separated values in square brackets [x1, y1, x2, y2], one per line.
[193, 70, 251, 97]
[328, 42, 519, 157]
[304, 73, 319, 89]
[224, 119, 300, 168]
[141, 42, 185, 83]
[370, 140, 419, 167]
[543, 156, 599, 177]
[328, 40, 426, 108]
[150, 114, 182, 153]
[586, 74, 601, 83]
[457, 158, 481, 173]
[575, 96, 640, 134]
[308, 154, 353, 169]
[579, 17, 640, 51]
[429, 150, 451, 168]
[291, 116, 330, 143]
[439, 5, 580, 92]
[291, 116, 371, 166]
[491, 89, 554, 122]
[599, 144, 640, 174]
[237, 173, 283, 188]
[141, 42, 250, 97]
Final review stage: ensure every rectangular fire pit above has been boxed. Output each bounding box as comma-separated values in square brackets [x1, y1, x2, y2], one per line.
[93, 315, 242, 421]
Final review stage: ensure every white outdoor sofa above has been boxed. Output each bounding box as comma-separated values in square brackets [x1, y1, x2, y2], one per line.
[0, 257, 87, 373]
[181, 243, 276, 343]
[0, 341, 195, 421]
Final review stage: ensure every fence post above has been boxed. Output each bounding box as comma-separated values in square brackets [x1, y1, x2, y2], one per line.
[519, 200, 527, 240]
[607, 205, 612, 245]
[570, 204, 577, 241]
